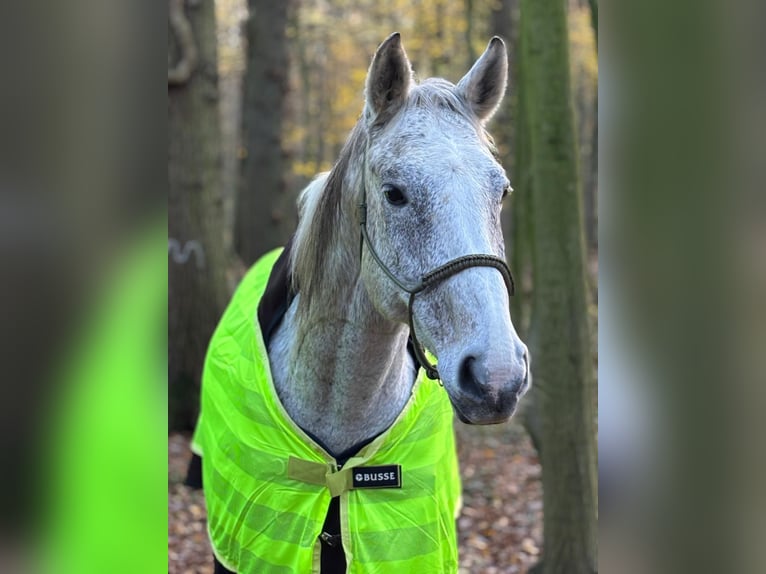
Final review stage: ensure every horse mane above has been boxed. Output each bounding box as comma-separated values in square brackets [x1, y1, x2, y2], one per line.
[290, 80, 496, 316]
[290, 121, 367, 314]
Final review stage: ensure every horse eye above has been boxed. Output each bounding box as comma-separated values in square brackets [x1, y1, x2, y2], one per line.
[383, 185, 408, 206]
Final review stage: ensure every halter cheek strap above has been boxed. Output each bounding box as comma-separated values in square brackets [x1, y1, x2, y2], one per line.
[358, 195, 515, 381]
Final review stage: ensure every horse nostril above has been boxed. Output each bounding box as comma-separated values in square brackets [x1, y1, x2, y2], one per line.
[518, 345, 529, 366]
[518, 347, 530, 393]
[458, 355, 483, 399]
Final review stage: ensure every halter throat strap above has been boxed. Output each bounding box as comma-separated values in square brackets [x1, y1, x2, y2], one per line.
[358, 192, 515, 381]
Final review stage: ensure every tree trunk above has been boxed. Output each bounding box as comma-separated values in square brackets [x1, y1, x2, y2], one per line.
[295, 18, 313, 174]
[520, 0, 598, 570]
[489, 0, 517, 171]
[236, 0, 294, 265]
[433, 1, 448, 77]
[168, 0, 229, 430]
[584, 93, 598, 255]
[586, 0, 598, 254]
[488, 0, 524, 331]
[587, 0, 598, 47]
[464, 0, 477, 69]
[511, 1, 545, 456]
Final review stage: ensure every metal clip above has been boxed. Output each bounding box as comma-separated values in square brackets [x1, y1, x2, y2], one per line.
[319, 532, 342, 548]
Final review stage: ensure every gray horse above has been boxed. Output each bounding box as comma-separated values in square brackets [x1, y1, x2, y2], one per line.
[192, 33, 530, 574]
[271, 33, 529, 454]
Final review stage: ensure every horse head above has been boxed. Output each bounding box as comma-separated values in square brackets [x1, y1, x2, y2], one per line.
[359, 33, 530, 424]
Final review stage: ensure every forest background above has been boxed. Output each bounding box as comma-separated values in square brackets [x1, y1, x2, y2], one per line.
[169, 0, 598, 572]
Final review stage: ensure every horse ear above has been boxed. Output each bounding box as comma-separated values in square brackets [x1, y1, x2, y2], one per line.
[457, 37, 508, 123]
[365, 33, 412, 122]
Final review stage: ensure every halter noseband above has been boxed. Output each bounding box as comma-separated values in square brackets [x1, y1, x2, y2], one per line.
[358, 189, 515, 381]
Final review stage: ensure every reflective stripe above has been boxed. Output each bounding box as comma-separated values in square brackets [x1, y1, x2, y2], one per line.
[193, 249, 461, 572]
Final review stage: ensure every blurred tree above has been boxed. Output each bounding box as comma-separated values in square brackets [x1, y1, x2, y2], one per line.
[488, 0, 528, 335]
[168, 0, 229, 429]
[586, 0, 598, 254]
[236, 0, 295, 264]
[489, 0, 517, 168]
[511, 0, 543, 456]
[587, 0, 598, 42]
[519, 0, 598, 571]
[568, 4, 598, 255]
[464, 0, 477, 67]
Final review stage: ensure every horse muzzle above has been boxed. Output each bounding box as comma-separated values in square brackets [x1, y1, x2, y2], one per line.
[448, 345, 530, 425]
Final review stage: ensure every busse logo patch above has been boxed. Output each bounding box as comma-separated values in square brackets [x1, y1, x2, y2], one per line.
[352, 465, 402, 489]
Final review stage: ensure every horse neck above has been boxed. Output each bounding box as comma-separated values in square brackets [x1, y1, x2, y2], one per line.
[268, 223, 416, 457]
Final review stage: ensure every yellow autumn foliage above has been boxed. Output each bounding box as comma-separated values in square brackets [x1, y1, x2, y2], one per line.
[213, 0, 597, 191]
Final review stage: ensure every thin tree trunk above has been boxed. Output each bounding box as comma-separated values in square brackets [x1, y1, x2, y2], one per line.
[587, 0, 598, 48]
[489, 0, 522, 328]
[433, 1, 448, 77]
[585, 93, 598, 255]
[513, 0, 543, 461]
[168, 0, 229, 430]
[586, 0, 598, 253]
[236, 0, 294, 264]
[521, 0, 598, 570]
[314, 40, 327, 172]
[296, 19, 313, 173]
[465, 0, 477, 68]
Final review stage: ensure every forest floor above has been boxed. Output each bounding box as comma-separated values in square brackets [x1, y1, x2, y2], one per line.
[169, 418, 543, 574]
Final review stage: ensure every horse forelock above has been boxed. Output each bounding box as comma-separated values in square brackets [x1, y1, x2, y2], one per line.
[372, 79, 497, 155]
[409, 79, 472, 116]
